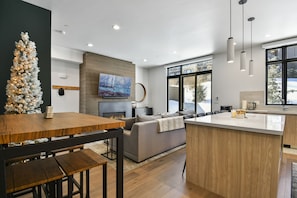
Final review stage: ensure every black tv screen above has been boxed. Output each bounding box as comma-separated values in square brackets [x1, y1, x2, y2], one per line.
[98, 73, 131, 98]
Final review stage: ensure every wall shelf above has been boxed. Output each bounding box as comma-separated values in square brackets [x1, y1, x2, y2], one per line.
[52, 85, 80, 90]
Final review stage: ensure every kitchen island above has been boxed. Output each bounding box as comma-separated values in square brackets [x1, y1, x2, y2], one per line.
[185, 112, 285, 198]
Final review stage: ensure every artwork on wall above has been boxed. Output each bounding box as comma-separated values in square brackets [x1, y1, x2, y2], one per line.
[98, 73, 131, 98]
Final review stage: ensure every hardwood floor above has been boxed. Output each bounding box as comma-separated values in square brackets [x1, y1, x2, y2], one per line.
[87, 147, 297, 198]
[277, 152, 297, 198]
[89, 147, 222, 198]
[20, 147, 297, 197]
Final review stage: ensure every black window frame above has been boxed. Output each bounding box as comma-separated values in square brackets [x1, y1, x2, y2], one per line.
[265, 44, 297, 105]
[167, 61, 212, 113]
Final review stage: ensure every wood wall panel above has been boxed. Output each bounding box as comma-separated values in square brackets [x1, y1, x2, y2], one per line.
[80, 52, 135, 116]
[186, 124, 282, 198]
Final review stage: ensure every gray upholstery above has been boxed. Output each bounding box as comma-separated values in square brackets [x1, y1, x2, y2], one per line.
[114, 117, 186, 162]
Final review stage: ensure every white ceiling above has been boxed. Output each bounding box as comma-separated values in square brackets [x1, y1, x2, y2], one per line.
[22, 0, 297, 68]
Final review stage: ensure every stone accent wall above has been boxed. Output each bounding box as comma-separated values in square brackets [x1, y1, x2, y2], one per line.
[80, 52, 135, 116]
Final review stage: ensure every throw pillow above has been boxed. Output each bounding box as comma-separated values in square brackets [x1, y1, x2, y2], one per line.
[119, 117, 136, 130]
[136, 114, 162, 122]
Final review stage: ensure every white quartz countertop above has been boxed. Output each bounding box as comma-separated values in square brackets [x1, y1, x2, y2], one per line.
[246, 109, 297, 115]
[185, 112, 285, 135]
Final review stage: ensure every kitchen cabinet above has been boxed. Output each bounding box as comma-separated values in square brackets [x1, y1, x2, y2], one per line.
[283, 114, 297, 146]
[185, 113, 284, 198]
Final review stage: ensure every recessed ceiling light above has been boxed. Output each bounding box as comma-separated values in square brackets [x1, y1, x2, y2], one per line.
[143, 59, 147, 62]
[112, 24, 120, 30]
[87, 43, 94, 47]
[265, 34, 271, 38]
[173, 51, 177, 54]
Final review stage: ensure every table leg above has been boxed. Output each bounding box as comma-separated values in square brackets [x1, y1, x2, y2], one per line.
[116, 129, 124, 198]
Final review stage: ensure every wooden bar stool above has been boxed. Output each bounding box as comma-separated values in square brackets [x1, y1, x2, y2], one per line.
[55, 148, 107, 198]
[6, 157, 64, 198]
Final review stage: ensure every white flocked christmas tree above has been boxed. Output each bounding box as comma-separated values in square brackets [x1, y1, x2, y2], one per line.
[5, 32, 43, 114]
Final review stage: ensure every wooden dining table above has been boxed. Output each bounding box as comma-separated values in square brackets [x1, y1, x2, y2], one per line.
[0, 112, 125, 198]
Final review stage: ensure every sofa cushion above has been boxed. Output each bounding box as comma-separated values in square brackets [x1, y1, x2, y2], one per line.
[178, 110, 195, 119]
[161, 112, 180, 118]
[136, 114, 162, 122]
[120, 117, 136, 130]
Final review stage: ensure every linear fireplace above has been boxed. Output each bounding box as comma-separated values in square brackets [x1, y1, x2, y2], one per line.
[103, 112, 125, 119]
[98, 101, 132, 118]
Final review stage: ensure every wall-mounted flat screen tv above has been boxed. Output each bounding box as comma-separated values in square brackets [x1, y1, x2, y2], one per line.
[98, 73, 131, 98]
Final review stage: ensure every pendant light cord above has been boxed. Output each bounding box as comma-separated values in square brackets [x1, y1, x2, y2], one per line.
[242, 3, 245, 51]
[250, 20, 253, 59]
[230, 0, 232, 37]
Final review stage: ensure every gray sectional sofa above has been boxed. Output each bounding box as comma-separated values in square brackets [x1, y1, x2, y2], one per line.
[115, 114, 187, 162]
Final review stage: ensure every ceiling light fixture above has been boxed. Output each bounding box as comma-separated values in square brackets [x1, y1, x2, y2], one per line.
[239, 0, 247, 71]
[248, 17, 255, 77]
[112, 24, 120, 30]
[227, 0, 235, 63]
[143, 59, 147, 62]
[87, 43, 93, 47]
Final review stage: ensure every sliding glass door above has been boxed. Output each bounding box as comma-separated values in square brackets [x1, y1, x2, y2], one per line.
[182, 75, 195, 112]
[167, 59, 212, 113]
[196, 73, 211, 113]
[168, 77, 179, 113]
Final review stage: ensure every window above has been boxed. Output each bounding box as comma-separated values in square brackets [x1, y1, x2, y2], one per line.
[167, 59, 212, 113]
[266, 44, 297, 105]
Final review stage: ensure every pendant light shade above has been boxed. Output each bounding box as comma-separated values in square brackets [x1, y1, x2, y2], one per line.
[239, 0, 247, 71]
[227, 37, 235, 63]
[248, 17, 255, 77]
[240, 51, 246, 71]
[227, 0, 235, 63]
[249, 60, 254, 76]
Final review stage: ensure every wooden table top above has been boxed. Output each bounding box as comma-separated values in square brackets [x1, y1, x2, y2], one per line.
[0, 112, 125, 144]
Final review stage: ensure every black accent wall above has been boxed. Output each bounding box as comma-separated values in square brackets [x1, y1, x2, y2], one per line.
[0, 0, 51, 114]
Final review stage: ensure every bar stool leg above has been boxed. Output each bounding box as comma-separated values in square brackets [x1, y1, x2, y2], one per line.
[103, 164, 107, 198]
[80, 172, 83, 198]
[86, 170, 90, 198]
[182, 160, 186, 177]
[68, 175, 73, 197]
[37, 186, 42, 198]
[49, 181, 57, 198]
[56, 179, 62, 198]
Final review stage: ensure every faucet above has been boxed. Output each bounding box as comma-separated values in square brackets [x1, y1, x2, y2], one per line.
[282, 99, 288, 111]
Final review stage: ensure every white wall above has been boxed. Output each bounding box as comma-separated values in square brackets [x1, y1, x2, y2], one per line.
[148, 44, 266, 114]
[212, 45, 265, 111]
[51, 59, 80, 112]
[135, 67, 149, 107]
[148, 66, 167, 114]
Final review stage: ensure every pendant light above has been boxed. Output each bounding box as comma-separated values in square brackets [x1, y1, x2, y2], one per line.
[227, 0, 235, 63]
[248, 17, 255, 77]
[239, 0, 247, 71]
